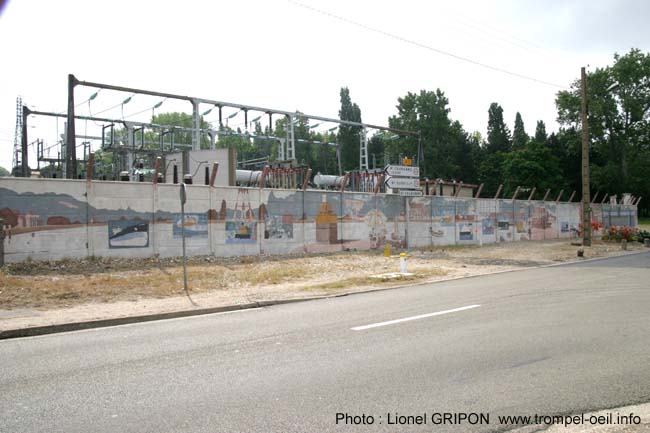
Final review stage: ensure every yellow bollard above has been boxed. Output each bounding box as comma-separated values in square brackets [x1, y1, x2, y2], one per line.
[384, 243, 391, 257]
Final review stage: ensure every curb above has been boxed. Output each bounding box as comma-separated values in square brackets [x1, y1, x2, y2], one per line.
[0, 298, 311, 340]
[1, 249, 647, 340]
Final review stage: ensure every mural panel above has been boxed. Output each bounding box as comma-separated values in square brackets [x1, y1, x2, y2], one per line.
[513, 201, 531, 241]
[431, 196, 455, 246]
[108, 220, 149, 248]
[378, 194, 405, 248]
[476, 199, 496, 244]
[407, 196, 432, 248]
[455, 198, 477, 244]
[497, 200, 514, 242]
[544, 202, 559, 239]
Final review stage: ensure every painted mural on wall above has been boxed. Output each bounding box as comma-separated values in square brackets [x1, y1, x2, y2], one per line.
[225, 189, 258, 244]
[0, 187, 87, 235]
[173, 213, 208, 238]
[0, 179, 637, 263]
[376, 194, 405, 248]
[261, 191, 300, 241]
[514, 202, 530, 241]
[430, 196, 455, 244]
[226, 221, 257, 243]
[365, 208, 387, 248]
[108, 219, 150, 248]
[475, 199, 496, 241]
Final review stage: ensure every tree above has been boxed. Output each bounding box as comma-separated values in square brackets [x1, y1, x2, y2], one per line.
[152, 112, 211, 149]
[501, 141, 566, 197]
[556, 48, 650, 216]
[454, 130, 482, 184]
[477, 103, 511, 195]
[534, 120, 548, 145]
[337, 87, 362, 172]
[486, 103, 511, 154]
[512, 112, 527, 150]
[389, 89, 461, 180]
[0, 166, 9, 177]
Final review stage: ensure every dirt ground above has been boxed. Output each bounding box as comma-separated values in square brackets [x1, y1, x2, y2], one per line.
[1, 238, 646, 314]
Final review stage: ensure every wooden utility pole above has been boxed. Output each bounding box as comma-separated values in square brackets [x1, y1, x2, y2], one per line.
[581, 67, 591, 246]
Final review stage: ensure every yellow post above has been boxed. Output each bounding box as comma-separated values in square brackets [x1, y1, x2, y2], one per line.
[384, 243, 391, 257]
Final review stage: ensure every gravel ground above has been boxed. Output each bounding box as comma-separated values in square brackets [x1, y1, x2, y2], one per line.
[0, 239, 646, 330]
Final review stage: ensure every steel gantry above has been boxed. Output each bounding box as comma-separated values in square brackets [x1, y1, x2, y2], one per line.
[64, 74, 419, 179]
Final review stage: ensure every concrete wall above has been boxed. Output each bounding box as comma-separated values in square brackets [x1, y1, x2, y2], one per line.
[0, 178, 639, 263]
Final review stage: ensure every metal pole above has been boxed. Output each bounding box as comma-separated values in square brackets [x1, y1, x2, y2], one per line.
[66, 74, 78, 179]
[74, 76, 418, 136]
[581, 66, 592, 246]
[21, 106, 28, 177]
[192, 99, 200, 150]
[180, 184, 188, 294]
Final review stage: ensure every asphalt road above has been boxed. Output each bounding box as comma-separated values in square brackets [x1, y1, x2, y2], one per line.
[1, 252, 649, 433]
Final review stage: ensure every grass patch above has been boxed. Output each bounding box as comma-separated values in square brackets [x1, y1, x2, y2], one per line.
[416, 244, 478, 253]
[237, 265, 309, 285]
[307, 268, 447, 292]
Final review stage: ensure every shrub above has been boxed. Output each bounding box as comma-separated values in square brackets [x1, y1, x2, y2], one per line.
[602, 226, 638, 242]
[637, 229, 650, 243]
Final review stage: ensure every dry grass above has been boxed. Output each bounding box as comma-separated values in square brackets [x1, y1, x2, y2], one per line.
[0, 239, 645, 310]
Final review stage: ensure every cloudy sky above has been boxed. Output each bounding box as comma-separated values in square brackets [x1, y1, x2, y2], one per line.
[0, 0, 648, 172]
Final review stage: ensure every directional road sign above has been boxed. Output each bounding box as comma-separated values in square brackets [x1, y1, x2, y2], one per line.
[385, 165, 419, 178]
[385, 176, 420, 189]
[399, 189, 423, 197]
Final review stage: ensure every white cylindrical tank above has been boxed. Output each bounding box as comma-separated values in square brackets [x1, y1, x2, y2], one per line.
[236, 170, 263, 185]
[314, 173, 345, 188]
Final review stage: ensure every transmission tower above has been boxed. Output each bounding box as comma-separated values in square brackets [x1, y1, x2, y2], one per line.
[12, 96, 23, 172]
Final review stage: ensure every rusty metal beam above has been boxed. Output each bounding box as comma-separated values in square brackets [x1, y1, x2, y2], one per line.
[260, 166, 270, 189]
[86, 153, 95, 182]
[567, 190, 576, 202]
[454, 182, 464, 198]
[153, 157, 161, 185]
[527, 187, 537, 203]
[209, 162, 219, 187]
[302, 168, 312, 191]
[374, 175, 384, 194]
[340, 172, 350, 192]
[475, 183, 484, 199]
[494, 184, 503, 200]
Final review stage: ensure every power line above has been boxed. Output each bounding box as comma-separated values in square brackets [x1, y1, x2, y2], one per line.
[289, 0, 568, 89]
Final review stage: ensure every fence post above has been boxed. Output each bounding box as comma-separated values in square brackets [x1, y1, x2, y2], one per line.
[0, 224, 5, 267]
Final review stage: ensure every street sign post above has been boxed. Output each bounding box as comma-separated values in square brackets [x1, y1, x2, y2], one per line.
[385, 176, 420, 189]
[385, 165, 419, 178]
[180, 183, 188, 294]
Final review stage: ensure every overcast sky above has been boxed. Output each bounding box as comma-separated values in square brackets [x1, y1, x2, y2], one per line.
[1, 0, 648, 172]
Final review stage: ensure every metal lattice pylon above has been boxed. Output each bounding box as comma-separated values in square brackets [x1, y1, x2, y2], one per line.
[359, 127, 368, 170]
[12, 96, 23, 171]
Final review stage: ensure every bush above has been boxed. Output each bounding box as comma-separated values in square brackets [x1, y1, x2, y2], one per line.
[602, 226, 638, 242]
[637, 229, 650, 243]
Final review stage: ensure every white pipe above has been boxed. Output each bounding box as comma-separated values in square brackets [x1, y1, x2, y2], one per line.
[314, 173, 345, 188]
[236, 169, 262, 185]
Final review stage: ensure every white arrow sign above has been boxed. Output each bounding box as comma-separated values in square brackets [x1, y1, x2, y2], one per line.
[385, 176, 420, 189]
[385, 165, 419, 178]
[399, 189, 423, 197]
